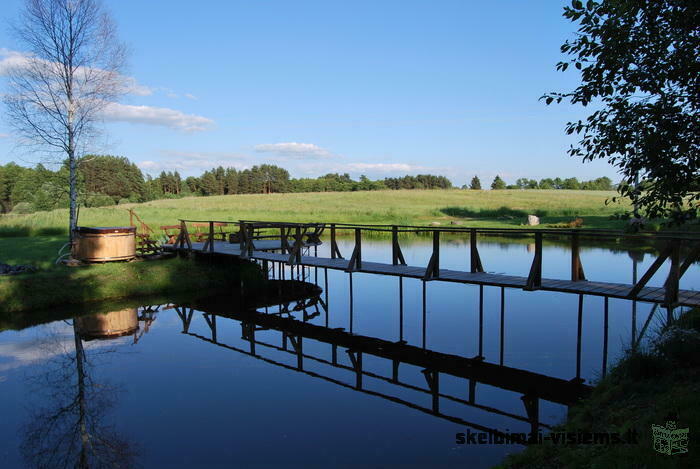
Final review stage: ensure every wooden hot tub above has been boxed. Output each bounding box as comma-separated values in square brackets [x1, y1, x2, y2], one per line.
[76, 308, 139, 340]
[73, 226, 136, 262]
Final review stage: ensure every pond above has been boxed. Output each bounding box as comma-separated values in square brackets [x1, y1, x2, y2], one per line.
[0, 237, 697, 468]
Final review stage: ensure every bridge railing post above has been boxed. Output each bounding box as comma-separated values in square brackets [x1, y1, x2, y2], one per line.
[239, 221, 247, 258]
[392, 226, 399, 265]
[178, 219, 192, 252]
[470, 229, 484, 273]
[346, 228, 362, 271]
[391, 225, 406, 265]
[280, 226, 288, 255]
[330, 224, 343, 259]
[664, 239, 681, 307]
[208, 220, 214, 253]
[424, 230, 440, 279]
[247, 224, 255, 257]
[330, 224, 337, 258]
[526, 232, 543, 290]
[433, 230, 440, 275]
[571, 231, 585, 281]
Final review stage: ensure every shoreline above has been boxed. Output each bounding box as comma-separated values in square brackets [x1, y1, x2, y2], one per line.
[0, 254, 262, 316]
[496, 308, 700, 468]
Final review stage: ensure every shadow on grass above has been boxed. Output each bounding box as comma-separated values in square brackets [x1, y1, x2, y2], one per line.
[0, 236, 68, 269]
[0, 252, 267, 326]
[0, 226, 66, 237]
[441, 206, 537, 219]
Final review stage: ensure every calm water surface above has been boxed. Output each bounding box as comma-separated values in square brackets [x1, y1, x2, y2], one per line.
[1, 238, 697, 468]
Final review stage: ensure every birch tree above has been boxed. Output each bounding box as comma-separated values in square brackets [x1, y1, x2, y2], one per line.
[4, 0, 127, 241]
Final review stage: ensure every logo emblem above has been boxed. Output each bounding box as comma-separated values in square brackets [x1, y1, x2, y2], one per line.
[652, 421, 689, 455]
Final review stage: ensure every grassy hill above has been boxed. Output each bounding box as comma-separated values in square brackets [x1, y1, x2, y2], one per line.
[0, 189, 632, 237]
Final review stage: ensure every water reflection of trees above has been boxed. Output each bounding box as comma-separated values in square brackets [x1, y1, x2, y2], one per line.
[20, 319, 138, 469]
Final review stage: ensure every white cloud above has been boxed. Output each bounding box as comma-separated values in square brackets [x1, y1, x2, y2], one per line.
[344, 163, 427, 173]
[102, 103, 214, 132]
[184, 93, 198, 100]
[0, 322, 127, 373]
[0, 48, 29, 75]
[138, 150, 247, 173]
[290, 160, 450, 179]
[122, 77, 153, 96]
[254, 142, 333, 159]
[0, 48, 153, 96]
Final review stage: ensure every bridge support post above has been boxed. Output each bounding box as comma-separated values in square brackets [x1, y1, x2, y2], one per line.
[477, 285, 485, 358]
[324, 268, 329, 327]
[422, 281, 427, 349]
[500, 287, 505, 366]
[576, 295, 583, 381]
[349, 273, 354, 334]
[399, 277, 404, 342]
[602, 297, 608, 377]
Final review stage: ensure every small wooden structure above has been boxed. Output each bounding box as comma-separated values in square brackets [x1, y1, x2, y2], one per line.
[160, 225, 182, 244]
[192, 222, 230, 242]
[127, 209, 162, 256]
[75, 308, 139, 340]
[72, 226, 136, 262]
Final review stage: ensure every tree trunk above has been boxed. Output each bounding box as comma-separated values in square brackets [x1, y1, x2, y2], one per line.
[69, 150, 78, 244]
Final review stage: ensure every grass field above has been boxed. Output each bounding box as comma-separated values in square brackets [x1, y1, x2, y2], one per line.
[0, 189, 634, 237]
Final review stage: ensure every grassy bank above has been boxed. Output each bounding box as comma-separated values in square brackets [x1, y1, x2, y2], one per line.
[0, 189, 636, 237]
[498, 309, 700, 468]
[0, 235, 263, 315]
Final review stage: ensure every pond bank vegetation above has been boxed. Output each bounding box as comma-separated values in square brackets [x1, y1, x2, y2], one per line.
[498, 308, 700, 468]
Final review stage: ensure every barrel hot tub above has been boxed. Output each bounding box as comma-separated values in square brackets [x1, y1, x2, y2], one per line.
[76, 308, 139, 340]
[73, 226, 136, 262]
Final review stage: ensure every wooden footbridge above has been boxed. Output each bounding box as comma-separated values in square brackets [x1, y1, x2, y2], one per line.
[164, 219, 700, 308]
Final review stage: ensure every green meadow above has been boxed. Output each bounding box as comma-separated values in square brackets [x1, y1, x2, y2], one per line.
[0, 189, 633, 237]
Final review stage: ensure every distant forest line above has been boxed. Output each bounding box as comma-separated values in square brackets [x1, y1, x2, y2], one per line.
[0, 155, 616, 214]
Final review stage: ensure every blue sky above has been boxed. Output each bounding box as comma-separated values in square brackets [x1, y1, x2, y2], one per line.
[0, 0, 617, 186]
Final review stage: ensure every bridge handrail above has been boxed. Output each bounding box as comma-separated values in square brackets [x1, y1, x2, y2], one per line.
[175, 218, 700, 241]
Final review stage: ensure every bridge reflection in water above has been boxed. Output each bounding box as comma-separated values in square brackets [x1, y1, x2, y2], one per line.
[172, 280, 592, 441]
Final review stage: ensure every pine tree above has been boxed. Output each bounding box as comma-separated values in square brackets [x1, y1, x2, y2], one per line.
[491, 175, 506, 190]
[469, 175, 482, 190]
